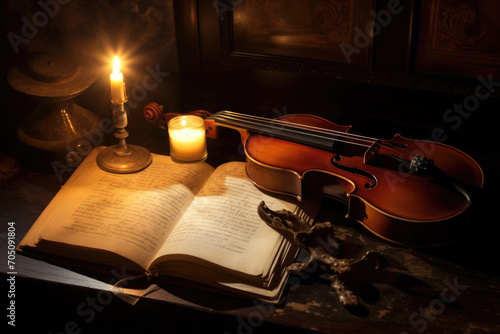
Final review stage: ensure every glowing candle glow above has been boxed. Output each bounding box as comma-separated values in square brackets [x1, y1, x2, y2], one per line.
[110, 56, 126, 103]
[168, 115, 207, 162]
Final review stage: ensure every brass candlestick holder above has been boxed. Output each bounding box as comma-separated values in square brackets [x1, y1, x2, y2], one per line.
[96, 92, 152, 173]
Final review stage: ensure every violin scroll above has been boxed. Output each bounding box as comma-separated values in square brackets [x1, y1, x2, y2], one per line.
[143, 102, 212, 125]
[143, 102, 164, 124]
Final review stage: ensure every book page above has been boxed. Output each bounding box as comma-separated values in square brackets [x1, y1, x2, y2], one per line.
[154, 161, 297, 276]
[20, 148, 214, 269]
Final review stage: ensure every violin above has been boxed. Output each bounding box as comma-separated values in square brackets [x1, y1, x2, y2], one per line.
[144, 104, 484, 247]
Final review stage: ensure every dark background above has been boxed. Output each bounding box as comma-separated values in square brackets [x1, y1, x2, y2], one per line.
[1, 1, 499, 333]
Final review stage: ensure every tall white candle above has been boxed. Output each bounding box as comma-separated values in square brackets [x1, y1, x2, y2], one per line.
[168, 115, 207, 162]
[110, 56, 126, 103]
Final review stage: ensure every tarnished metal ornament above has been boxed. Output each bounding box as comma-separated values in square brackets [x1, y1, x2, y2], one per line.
[7, 52, 100, 152]
[258, 201, 384, 308]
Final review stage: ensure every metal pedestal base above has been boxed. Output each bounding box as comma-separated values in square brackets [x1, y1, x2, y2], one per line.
[96, 144, 152, 174]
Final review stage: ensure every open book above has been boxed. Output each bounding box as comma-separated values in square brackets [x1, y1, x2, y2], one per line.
[18, 147, 312, 302]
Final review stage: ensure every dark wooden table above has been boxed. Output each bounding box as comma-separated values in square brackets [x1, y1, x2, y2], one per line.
[1, 119, 499, 334]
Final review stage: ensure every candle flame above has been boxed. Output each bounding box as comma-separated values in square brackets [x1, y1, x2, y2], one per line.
[181, 119, 187, 127]
[112, 56, 120, 74]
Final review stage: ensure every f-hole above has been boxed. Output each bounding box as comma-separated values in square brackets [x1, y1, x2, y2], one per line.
[331, 155, 378, 189]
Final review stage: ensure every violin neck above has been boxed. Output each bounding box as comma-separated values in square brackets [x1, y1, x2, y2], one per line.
[211, 110, 337, 151]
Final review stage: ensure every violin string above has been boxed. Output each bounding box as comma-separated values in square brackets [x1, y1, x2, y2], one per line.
[219, 111, 412, 158]
[218, 111, 412, 159]
[221, 110, 378, 144]
[218, 111, 372, 149]
[219, 111, 375, 147]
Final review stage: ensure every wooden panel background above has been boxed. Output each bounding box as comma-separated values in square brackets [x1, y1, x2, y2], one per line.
[415, 0, 500, 79]
[230, 0, 373, 67]
[176, 0, 496, 103]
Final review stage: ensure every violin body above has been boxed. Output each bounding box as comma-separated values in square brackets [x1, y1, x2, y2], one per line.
[205, 112, 483, 247]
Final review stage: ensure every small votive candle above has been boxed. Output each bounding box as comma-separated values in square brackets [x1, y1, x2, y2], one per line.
[168, 115, 207, 162]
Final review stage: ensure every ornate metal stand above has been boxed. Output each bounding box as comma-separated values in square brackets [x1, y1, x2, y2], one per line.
[96, 98, 152, 174]
[258, 201, 384, 308]
[7, 53, 100, 152]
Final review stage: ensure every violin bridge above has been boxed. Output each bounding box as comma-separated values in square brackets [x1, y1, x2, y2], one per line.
[363, 140, 381, 164]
